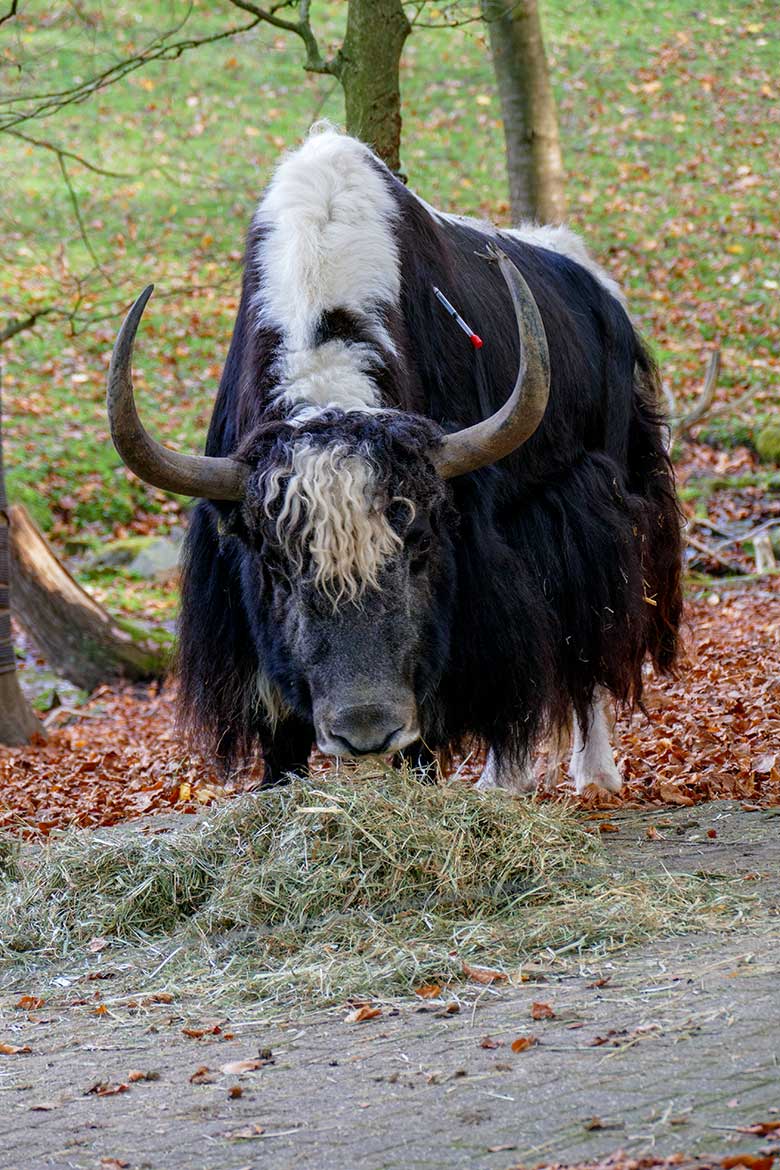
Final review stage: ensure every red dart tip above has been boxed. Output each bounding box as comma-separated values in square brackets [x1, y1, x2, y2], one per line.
[470, 334, 484, 349]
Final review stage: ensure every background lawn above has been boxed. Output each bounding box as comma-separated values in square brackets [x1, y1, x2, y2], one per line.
[1, 0, 778, 620]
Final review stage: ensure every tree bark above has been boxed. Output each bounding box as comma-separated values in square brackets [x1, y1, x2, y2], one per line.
[9, 505, 170, 692]
[482, 0, 566, 223]
[339, 0, 411, 174]
[0, 388, 43, 745]
[0, 516, 42, 745]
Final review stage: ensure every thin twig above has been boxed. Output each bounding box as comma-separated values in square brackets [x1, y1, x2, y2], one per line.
[0, 15, 265, 131]
[228, 0, 341, 74]
[57, 152, 107, 276]
[0, 307, 57, 345]
[6, 129, 135, 178]
[676, 349, 721, 435]
[713, 518, 779, 554]
[0, 0, 18, 27]
[686, 532, 745, 574]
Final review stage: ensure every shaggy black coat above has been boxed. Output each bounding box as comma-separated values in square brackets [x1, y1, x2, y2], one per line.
[178, 167, 682, 776]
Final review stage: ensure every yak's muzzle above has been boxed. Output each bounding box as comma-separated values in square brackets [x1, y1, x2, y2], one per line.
[317, 702, 419, 758]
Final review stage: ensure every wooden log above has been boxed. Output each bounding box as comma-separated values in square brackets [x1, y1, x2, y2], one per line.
[1, 380, 44, 745]
[9, 504, 171, 692]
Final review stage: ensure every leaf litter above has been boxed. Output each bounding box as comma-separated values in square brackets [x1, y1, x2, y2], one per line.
[1, 579, 777, 840]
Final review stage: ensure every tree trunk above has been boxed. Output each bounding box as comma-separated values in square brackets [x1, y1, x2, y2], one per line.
[340, 0, 410, 174]
[0, 518, 42, 745]
[9, 505, 171, 692]
[0, 387, 43, 745]
[482, 0, 566, 223]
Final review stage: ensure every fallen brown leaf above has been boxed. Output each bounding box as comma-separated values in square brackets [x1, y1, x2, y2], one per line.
[462, 961, 507, 985]
[510, 1035, 538, 1053]
[15, 995, 45, 1011]
[0, 1043, 32, 1055]
[344, 1005, 382, 1023]
[86, 1082, 128, 1097]
[722, 1157, 775, 1170]
[414, 983, 443, 999]
[530, 1001, 555, 1020]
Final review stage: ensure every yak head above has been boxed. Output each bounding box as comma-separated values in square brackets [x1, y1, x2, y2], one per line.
[232, 411, 455, 755]
[105, 250, 550, 758]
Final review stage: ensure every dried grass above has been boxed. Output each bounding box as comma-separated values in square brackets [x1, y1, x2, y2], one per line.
[0, 767, 740, 1005]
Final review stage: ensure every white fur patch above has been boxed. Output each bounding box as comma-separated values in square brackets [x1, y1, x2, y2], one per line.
[277, 340, 381, 417]
[504, 223, 626, 307]
[476, 748, 537, 795]
[261, 443, 406, 605]
[420, 198, 625, 307]
[253, 127, 401, 365]
[256, 671, 290, 732]
[568, 690, 622, 794]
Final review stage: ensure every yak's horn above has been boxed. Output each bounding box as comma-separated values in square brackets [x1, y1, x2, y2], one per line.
[433, 247, 550, 479]
[107, 285, 247, 501]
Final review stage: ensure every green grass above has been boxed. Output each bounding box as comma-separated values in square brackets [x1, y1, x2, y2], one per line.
[2, 0, 778, 592]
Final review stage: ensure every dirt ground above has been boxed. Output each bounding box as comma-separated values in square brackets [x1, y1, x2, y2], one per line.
[1, 801, 778, 1170]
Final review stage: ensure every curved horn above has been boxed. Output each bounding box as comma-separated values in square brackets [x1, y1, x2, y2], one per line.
[107, 286, 247, 501]
[433, 247, 550, 479]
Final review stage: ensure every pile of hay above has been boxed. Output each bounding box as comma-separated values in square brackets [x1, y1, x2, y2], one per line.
[0, 769, 738, 1004]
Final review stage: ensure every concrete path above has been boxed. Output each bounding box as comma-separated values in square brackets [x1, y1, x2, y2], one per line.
[2, 802, 779, 1170]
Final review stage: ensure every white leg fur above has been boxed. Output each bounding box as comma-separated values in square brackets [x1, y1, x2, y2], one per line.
[476, 748, 537, 795]
[568, 690, 622, 794]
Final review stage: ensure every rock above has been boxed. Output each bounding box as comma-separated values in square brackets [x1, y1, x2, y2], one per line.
[89, 536, 155, 570]
[127, 536, 183, 581]
[755, 422, 780, 465]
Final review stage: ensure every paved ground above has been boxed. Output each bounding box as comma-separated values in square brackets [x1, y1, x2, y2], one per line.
[1, 802, 779, 1170]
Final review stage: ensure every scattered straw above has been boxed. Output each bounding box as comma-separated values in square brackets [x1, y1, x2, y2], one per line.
[0, 768, 741, 1005]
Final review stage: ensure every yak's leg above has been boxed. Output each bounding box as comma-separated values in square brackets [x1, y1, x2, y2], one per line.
[476, 748, 536, 794]
[568, 690, 622, 794]
[262, 715, 314, 787]
[541, 718, 572, 790]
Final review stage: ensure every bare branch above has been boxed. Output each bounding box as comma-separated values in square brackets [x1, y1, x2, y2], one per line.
[0, 14, 265, 131]
[0, 308, 57, 346]
[228, 0, 341, 74]
[408, 0, 484, 29]
[5, 129, 135, 178]
[675, 350, 721, 437]
[685, 531, 745, 575]
[713, 518, 780, 555]
[56, 153, 107, 276]
[666, 349, 722, 442]
[0, 0, 18, 28]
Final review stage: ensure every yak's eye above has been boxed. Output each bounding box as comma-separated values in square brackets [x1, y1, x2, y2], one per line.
[407, 522, 432, 572]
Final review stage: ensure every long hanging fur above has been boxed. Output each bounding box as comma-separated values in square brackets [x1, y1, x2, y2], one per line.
[177, 129, 682, 772]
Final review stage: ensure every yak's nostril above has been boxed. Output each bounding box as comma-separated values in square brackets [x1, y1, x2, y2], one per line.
[330, 725, 405, 756]
[326, 705, 411, 756]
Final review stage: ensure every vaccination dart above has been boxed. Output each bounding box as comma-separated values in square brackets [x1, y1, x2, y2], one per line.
[433, 287, 483, 349]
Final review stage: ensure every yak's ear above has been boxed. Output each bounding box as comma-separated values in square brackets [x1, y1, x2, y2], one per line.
[215, 504, 245, 543]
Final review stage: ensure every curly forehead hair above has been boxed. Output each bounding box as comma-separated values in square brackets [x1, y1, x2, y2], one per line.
[237, 411, 446, 604]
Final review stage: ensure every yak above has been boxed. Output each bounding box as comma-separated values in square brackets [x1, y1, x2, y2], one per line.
[107, 126, 682, 794]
